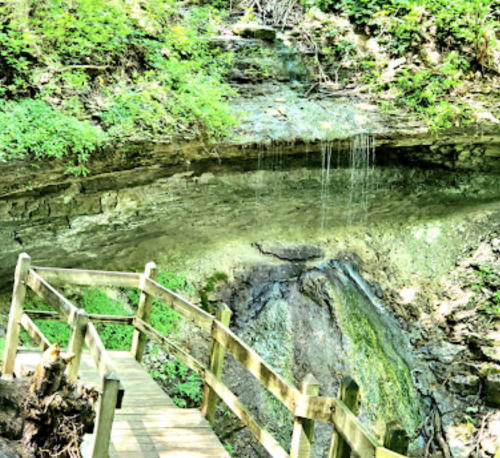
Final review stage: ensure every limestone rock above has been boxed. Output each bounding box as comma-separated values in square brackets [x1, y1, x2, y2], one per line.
[484, 372, 500, 407]
[448, 374, 480, 395]
[254, 242, 324, 261]
[232, 23, 276, 40]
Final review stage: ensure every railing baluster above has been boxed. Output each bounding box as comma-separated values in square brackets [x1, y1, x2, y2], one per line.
[384, 421, 410, 455]
[91, 372, 120, 458]
[3, 253, 31, 376]
[131, 261, 157, 363]
[201, 303, 232, 426]
[67, 309, 89, 379]
[290, 374, 320, 458]
[328, 376, 360, 458]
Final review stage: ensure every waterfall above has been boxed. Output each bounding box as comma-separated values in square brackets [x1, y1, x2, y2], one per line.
[320, 141, 334, 229]
[349, 133, 376, 224]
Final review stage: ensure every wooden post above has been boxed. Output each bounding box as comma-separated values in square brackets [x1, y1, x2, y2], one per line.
[91, 372, 120, 458]
[131, 262, 157, 363]
[384, 421, 410, 455]
[290, 374, 320, 458]
[66, 309, 89, 379]
[328, 376, 360, 458]
[3, 253, 31, 375]
[201, 303, 232, 425]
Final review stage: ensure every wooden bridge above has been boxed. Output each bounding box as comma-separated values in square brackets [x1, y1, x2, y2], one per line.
[3, 254, 410, 458]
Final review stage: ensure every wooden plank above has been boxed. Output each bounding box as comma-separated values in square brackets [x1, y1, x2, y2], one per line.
[27, 269, 77, 320]
[329, 376, 360, 458]
[20, 313, 51, 351]
[92, 373, 120, 458]
[132, 262, 158, 363]
[201, 303, 232, 425]
[25, 310, 135, 325]
[3, 253, 31, 375]
[204, 371, 289, 458]
[212, 321, 299, 413]
[85, 322, 117, 379]
[67, 309, 89, 379]
[32, 266, 141, 288]
[88, 314, 134, 325]
[133, 318, 206, 378]
[375, 448, 409, 458]
[143, 279, 214, 332]
[290, 374, 319, 458]
[383, 422, 409, 455]
[331, 400, 380, 458]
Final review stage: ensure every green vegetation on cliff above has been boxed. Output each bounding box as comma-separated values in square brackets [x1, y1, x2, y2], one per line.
[0, 0, 234, 174]
[295, 0, 499, 131]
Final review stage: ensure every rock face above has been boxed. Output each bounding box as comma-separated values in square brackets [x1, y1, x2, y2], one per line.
[254, 242, 324, 261]
[232, 23, 276, 40]
[208, 259, 428, 457]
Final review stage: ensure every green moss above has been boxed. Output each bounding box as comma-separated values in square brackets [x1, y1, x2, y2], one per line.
[330, 283, 423, 435]
[250, 299, 295, 451]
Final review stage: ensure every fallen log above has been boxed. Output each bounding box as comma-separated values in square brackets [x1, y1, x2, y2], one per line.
[22, 344, 99, 458]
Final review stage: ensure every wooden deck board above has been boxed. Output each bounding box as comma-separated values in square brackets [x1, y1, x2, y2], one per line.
[16, 350, 230, 458]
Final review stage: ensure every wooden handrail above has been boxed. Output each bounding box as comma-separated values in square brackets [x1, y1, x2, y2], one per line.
[20, 313, 51, 351]
[27, 269, 78, 321]
[142, 277, 215, 332]
[32, 266, 141, 288]
[25, 309, 134, 325]
[133, 318, 290, 458]
[15, 261, 411, 458]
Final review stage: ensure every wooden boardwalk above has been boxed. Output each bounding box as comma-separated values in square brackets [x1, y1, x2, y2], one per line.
[16, 350, 230, 458]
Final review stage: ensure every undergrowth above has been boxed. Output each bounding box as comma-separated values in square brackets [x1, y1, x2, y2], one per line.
[0, 0, 236, 174]
[300, 0, 500, 130]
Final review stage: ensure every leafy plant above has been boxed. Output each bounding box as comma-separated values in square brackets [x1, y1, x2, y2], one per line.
[151, 359, 204, 408]
[224, 443, 236, 457]
[0, 0, 237, 174]
[0, 99, 104, 176]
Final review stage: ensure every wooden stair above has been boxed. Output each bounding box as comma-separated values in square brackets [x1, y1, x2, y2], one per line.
[16, 350, 230, 458]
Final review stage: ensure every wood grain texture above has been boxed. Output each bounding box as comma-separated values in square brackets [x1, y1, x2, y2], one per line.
[32, 266, 141, 288]
[16, 351, 230, 458]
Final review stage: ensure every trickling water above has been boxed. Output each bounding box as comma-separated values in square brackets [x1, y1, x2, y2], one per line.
[349, 133, 376, 224]
[320, 141, 334, 229]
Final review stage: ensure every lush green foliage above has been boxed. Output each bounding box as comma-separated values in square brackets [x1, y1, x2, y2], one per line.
[303, 0, 500, 130]
[0, 99, 104, 176]
[151, 359, 203, 408]
[22, 291, 134, 349]
[0, 0, 235, 173]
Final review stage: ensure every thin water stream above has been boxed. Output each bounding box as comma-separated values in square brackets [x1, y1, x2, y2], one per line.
[1, 141, 500, 282]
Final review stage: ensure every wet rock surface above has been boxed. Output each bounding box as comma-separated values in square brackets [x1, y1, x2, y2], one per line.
[254, 242, 324, 261]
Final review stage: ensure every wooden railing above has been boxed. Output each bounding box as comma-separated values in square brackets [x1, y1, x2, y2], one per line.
[2, 254, 124, 458]
[2, 254, 410, 458]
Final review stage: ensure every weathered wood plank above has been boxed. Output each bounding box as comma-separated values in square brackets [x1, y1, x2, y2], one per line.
[204, 371, 289, 458]
[212, 321, 299, 412]
[85, 322, 117, 379]
[27, 269, 78, 320]
[329, 376, 360, 458]
[67, 309, 89, 379]
[132, 262, 158, 363]
[290, 374, 320, 458]
[92, 372, 120, 458]
[3, 253, 31, 375]
[143, 279, 214, 332]
[32, 266, 141, 288]
[375, 447, 409, 458]
[331, 399, 381, 458]
[25, 310, 134, 325]
[201, 303, 232, 425]
[20, 313, 51, 351]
